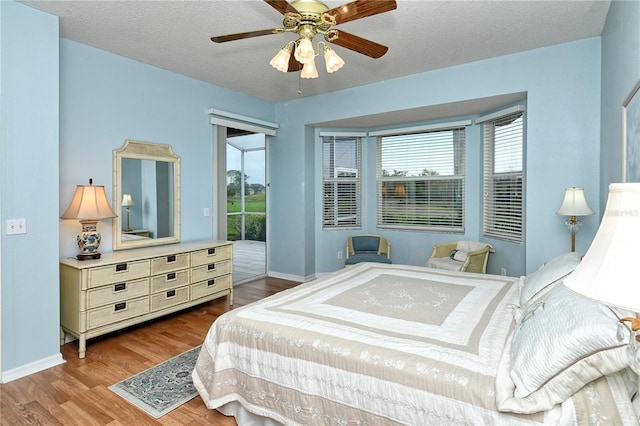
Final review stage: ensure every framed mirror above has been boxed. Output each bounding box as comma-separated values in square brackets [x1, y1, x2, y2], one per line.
[113, 140, 180, 250]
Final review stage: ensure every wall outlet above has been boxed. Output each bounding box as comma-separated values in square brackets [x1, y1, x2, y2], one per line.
[204, 207, 210, 217]
[500, 267, 507, 276]
[7, 218, 26, 235]
[337, 250, 343, 259]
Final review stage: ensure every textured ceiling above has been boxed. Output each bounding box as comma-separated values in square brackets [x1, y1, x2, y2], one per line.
[19, 0, 611, 105]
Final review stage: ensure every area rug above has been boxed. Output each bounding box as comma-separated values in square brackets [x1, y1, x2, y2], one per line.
[109, 345, 202, 418]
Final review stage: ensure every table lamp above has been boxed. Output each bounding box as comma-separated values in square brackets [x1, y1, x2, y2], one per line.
[61, 178, 117, 260]
[121, 194, 135, 232]
[556, 187, 594, 252]
[564, 183, 640, 371]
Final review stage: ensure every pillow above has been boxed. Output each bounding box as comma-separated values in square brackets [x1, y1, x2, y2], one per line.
[495, 284, 629, 414]
[519, 252, 583, 307]
[449, 249, 467, 262]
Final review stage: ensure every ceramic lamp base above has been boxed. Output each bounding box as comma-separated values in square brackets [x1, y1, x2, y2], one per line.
[76, 219, 103, 261]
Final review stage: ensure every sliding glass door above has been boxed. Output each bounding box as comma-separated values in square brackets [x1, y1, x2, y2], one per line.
[226, 130, 266, 284]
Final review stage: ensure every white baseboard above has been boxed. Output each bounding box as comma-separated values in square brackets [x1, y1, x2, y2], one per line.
[267, 270, 311, 283]
[1, 353, 65, 383]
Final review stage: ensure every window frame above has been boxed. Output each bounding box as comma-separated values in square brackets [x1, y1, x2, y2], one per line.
[481, 108, 525, 242]
[321, 134, 362, 230]
[375, 125, 467, 232]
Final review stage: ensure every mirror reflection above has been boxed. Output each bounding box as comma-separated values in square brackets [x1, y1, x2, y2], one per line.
[113, 140, 180, 250]
[121, 158, 174, 240]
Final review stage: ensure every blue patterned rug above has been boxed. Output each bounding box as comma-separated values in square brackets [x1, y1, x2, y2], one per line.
[109, 345, 201, 418]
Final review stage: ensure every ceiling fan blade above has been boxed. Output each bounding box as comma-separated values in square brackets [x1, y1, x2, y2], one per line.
[211, 29, 279, 43]
[287, 43, 303, 72]
[326, 0, 397, 25]
[330, 30, 388, 59]
[265, 0, 298, 15]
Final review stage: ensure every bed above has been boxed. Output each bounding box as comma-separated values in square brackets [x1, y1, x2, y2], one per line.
[193, 255, 639, 425]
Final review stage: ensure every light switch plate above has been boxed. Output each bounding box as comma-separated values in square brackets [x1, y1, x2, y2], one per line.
[7, 218, 26, 235]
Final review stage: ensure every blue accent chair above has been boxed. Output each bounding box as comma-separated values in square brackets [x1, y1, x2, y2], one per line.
[345, 234, 391, 266]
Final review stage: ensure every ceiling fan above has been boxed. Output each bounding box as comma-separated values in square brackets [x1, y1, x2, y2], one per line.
[211, 0, 397, 78]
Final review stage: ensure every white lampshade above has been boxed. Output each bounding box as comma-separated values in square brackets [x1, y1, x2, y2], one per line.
[121, 193, 135, 207]
[294, 38, 315, 64]
[61, 180, 117, 220]
[564, 183, 640, 311]
[269, 44, 292, 73]
[301, 60, 318, 79]
[557, 187, 594, 216]
[323, 46, 345, 73]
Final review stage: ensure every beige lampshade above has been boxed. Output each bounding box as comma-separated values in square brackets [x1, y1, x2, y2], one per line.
[556, 187, 594, 216]
[61, 179, 117, 220]
[564, 183, 640, 311]
[121, 194, 135, 207]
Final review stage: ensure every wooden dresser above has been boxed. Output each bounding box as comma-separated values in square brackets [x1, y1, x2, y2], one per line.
[60, 240, 233, 358]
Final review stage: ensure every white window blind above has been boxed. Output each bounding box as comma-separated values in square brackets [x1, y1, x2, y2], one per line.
[483, 111, 524, 242]
[377, 127, 466, 231]
[322, 135, 362, 229]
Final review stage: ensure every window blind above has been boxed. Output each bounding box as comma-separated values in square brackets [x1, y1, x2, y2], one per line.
[483, 112, 524, 242]
[377, 128, 465, 231]
[322, 136, 362, 229]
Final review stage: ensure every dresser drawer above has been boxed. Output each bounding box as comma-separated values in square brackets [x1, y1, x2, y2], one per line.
[191, 259, 231, 283]
[191, 275, 231, 300]
[190, 244, 232, 267]
[150, 269, 190, 293]
[87, 278, 150, 309]
[88, 260, 150, 288]
[87, 296, 149, 329]
[150, 253, 189, 275]
[150, 286, 189, 312]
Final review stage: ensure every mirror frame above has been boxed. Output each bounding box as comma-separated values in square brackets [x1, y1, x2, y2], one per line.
[113, 139, 181, 250]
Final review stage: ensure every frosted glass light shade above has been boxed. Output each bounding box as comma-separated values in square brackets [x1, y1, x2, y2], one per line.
[269, 44, 292, 72]
[294, 38, 315, 64]
[324, 46, 345, 73]
[301, 60, 318, 79]
[564, 183, 640, 311]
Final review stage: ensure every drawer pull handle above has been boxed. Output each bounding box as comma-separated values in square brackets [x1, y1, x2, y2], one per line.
[115, 263, 128, 272]
[208, 248, 216, 255]
[114, 302, 126, 312]
[114, 283, 126, 292]
[207, 279, 216, 287]
[167, 272, 176, 280]
[207, 263, 216, 271]
[167, 255, 176, 263]
[166, 289, 176, 298]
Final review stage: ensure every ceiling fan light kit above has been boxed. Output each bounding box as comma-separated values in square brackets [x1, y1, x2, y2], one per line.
[212, 0, 397, 81]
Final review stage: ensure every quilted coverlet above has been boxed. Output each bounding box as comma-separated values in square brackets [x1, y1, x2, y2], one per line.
[193, 263, 636, 425]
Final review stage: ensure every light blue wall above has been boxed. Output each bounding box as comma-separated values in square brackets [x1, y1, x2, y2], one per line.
[3, 0, 636, 378]
[600, 0, 640, 204]
[1, 1, 60, 371]
[58, 39, 275, 258]
[272, 38, 602, 278]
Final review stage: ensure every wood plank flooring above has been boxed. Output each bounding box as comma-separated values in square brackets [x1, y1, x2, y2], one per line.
[0, 277, 299, 426]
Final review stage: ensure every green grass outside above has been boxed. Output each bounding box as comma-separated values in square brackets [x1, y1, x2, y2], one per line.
[227, 193, 265, 213]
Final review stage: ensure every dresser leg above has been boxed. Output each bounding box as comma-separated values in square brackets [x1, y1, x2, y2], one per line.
[79, 336, 86, 358]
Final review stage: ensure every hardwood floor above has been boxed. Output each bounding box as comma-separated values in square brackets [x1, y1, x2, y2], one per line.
[0, 277, 299, 426]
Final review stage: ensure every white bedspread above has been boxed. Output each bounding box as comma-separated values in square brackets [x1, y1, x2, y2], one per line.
[193, 263, 637, 425]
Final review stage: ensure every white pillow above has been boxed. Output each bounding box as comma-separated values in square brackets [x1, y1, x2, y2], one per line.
[519, 252, 582, 306]
[452, 250, 467, 262]
[495, 284, 629, 414]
